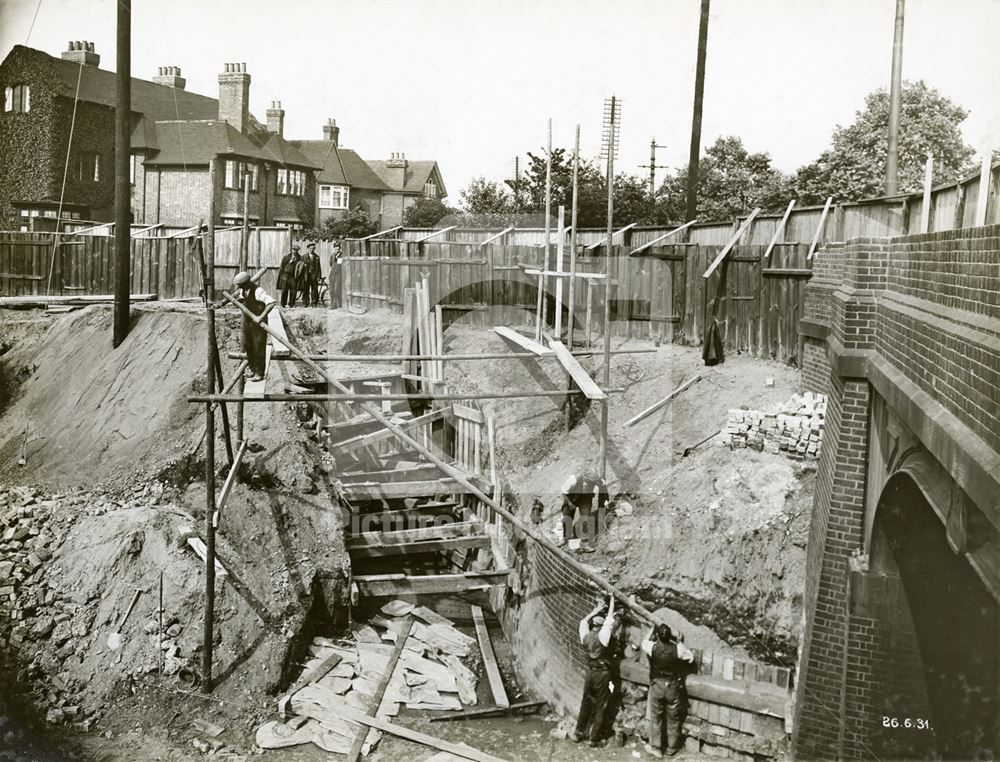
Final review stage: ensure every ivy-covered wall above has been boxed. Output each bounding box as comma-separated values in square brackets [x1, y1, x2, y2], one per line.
[0, 47, 60, 228]
[0, 46, 117, 227]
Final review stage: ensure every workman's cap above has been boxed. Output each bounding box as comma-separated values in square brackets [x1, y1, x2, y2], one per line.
[591, 615, 605, 628]
[307, 242, 316, 249]
[233, 271, 252, 289]
[292, 244, 300, 251]
[656, 623, 673, 642]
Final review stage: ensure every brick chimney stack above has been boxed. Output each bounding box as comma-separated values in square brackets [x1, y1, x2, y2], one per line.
[61, 41, 100, 67]
[266, 100, 285, 137]
[218, 62, 250, 133]
[385, 152, 408, 189]
[153, 66, 186, 89]
[322, 118, 340, 146]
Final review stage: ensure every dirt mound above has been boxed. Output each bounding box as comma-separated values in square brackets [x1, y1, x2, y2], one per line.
[0, 305, 216, 490]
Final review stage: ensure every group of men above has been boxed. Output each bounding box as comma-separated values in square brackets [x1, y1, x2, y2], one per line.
[575, 595, 694, 757]
[276, 241, 344, 309]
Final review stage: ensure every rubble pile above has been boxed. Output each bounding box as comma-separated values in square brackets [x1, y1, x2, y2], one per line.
[720, 392, 827, 459]
[256, 599, 479, 755]
[0, 483, 195, 732]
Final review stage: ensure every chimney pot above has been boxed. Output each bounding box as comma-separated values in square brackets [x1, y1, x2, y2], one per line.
[218, 62, 251, 132]
[63, 40, 100, 66]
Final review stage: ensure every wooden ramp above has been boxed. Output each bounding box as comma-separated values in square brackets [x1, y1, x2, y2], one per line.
[338, 477, 481, 502]
[493, 326, 553, 356]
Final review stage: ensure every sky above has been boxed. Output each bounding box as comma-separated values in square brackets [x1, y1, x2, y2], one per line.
[2, 0, 999, 201]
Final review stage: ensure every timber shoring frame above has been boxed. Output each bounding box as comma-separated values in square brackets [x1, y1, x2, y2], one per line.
[196, 294, 674, 661]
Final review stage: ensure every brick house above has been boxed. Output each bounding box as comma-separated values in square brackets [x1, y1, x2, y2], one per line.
[290, 122, 448, 229]
[0, 43, 318, 231]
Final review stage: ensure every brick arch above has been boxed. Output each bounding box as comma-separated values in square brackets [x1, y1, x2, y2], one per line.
[866, 471, 998, 760]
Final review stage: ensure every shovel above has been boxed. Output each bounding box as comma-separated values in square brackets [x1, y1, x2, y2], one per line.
[107, 587, 142, 651]
[682, 429, 720, 458]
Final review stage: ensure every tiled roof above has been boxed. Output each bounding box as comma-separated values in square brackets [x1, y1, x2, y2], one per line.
[287, 140, 348, 185]
[250, 133, 321, 170]
[338, 149, 392, 191]
[367, 159, 445, 196]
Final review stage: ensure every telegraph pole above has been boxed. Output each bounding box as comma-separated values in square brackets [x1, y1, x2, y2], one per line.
[885, 0, 905, 195]
[112, 0, 131, 348]
[639, 139, 669, 199]
[686, 0, 711, 222]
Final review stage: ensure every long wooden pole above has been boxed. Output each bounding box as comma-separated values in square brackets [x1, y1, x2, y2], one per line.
[919, 154, 934, 233]
[686, 0, 711, 222]
[240, 172, 250, 270]
[202, 159, 217, 692]
[219, 292, 666, 628]
[112, 0, 131, 348]
[568, 125, 580, 348]
[536, 118, 552, 342]
[554, 205, 564, 337]
[600, 98, 616, 480]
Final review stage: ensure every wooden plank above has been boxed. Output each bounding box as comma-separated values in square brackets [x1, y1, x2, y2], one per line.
[624, 374, 701, 427]
[345, 616, 413, 762]
[415, 226, 456, 243]
[702, 209, 760, 279]
[350, 534, 491, 559]
[629, 220, 698, 255]
[354, 571, 511, 597]
[763, 200, 795, 260]
[807, 197, 833, 259]
[429, 700, 547, 722]
[337, 703, 509, 762]
[546, 339, 605, 400]
[471, 605, 508, 707]
[453, 404, 484, 424]
[348, 520, 484, 548]
[335, 407, 451, 455]
[339, 478, 476, 501]
[492, 326, 553, 356]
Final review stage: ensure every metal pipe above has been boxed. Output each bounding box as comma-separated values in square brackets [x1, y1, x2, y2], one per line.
[886, 0, 905, 196]
[188, 388, 626, 404]
[218, 290, 667, 628]
[226, 349, 658, 362]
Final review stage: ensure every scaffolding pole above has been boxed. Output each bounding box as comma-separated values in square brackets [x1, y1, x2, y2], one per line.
[202, 160, 217, 692]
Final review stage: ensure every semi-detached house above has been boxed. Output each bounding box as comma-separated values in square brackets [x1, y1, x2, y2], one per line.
[0, 42, 448, 232]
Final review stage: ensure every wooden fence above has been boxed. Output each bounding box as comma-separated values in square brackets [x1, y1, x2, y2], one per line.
[0, 228, 293, 299]
[341, 240, 812, 365]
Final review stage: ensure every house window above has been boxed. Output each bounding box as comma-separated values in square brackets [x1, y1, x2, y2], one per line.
[275, 220, 304, 234]
[423, 181, 437, 198]
[4, 84, 30, 113]
[276, 168, 306, 196]
[224, 160, 259, 191]
[72, 152, 100, 182]
[318, 184, 349, 209]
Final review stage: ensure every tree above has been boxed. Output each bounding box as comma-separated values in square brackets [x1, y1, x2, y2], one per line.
[403, 198, 453, 228]
[791, 80, 976, 204]
[460, 177, 514, 215]
[305, 205, 378, 240]
[658, 136, 791, 220]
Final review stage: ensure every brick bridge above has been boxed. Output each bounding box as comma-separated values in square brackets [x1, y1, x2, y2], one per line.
[794, 225, 1000, 759]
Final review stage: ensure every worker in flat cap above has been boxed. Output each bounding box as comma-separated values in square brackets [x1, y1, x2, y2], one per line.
[232, 271, 275, 382]
[304, 242, 322, 307]
[573, 594, 620, 747]
[277, 244, 300, 308]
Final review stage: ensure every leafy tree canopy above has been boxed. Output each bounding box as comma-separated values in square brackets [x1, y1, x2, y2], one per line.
[790, 80, 976, 204]
[403, 198, 455, 228]
[305, 205, 378, 240]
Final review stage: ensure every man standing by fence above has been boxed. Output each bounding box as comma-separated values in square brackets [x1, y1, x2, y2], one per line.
[277, 245, 299, 307]
[305, 242, 322, 307]
[327, 240, 343, 309]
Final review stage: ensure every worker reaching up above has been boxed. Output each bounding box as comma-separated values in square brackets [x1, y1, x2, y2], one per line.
[560, 466, 610, 551]
[232, 272, 275, 383]
[573, 594, 620, 747]
[642, 623, 695, 758]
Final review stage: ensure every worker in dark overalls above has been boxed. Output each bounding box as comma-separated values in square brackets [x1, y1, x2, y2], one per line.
[560, 466, 610, 551]
[573, 594, 618, 747]
[642, 623, 695, 758]
[232, 271, 275, 382]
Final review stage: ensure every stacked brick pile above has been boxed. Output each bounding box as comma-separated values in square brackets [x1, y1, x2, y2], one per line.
[720, 392, 826, 459]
